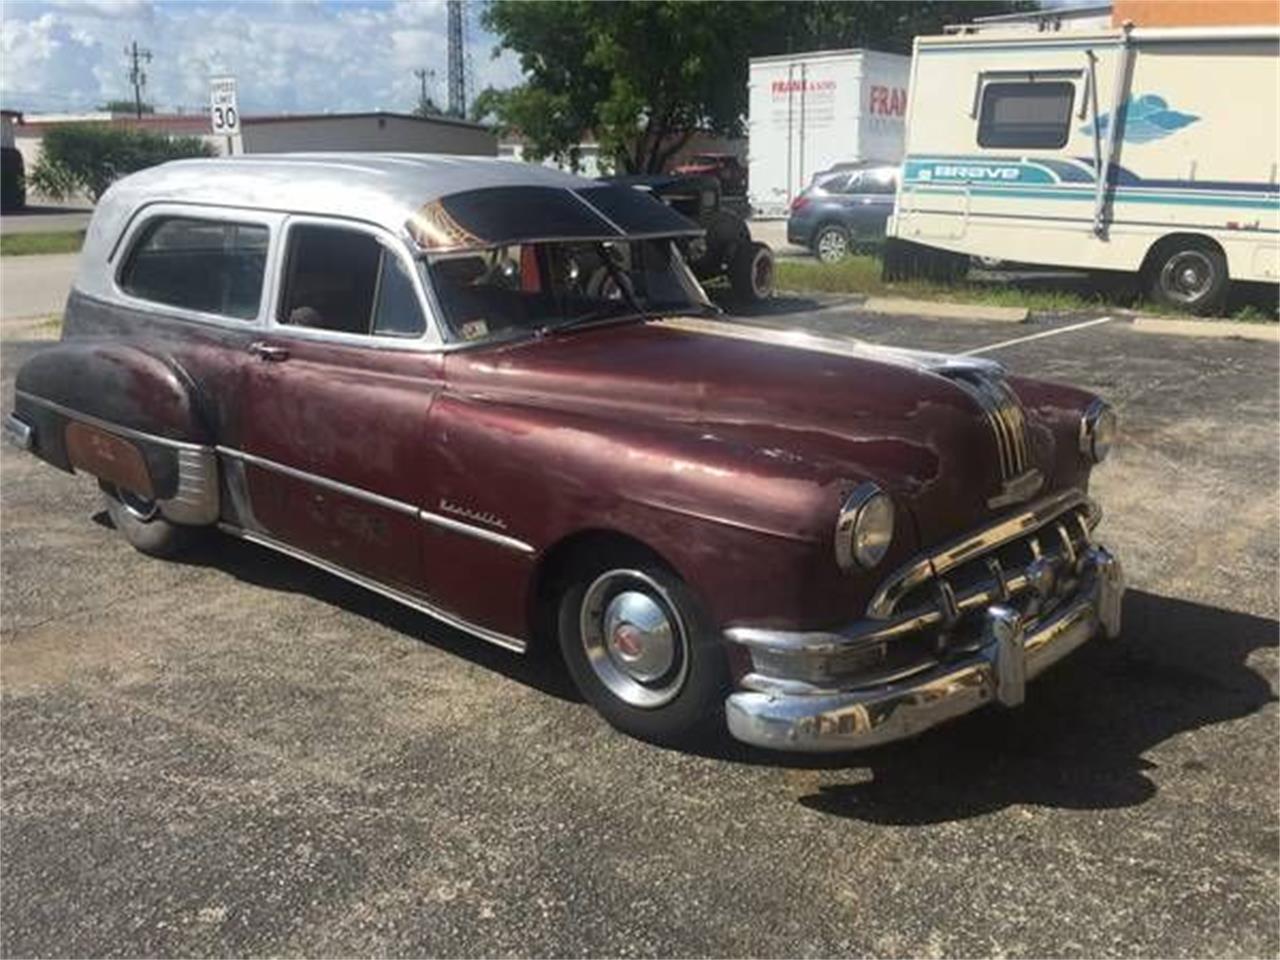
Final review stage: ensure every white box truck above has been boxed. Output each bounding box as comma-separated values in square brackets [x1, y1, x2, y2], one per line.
[747, 49, 910, 218]
[887, 24, 1280, 314]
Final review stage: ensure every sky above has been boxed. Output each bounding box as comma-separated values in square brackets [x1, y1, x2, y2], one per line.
[1, 0, 525, 116]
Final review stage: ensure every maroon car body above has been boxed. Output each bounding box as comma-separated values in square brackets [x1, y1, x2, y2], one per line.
[4, 155, 1124, 751]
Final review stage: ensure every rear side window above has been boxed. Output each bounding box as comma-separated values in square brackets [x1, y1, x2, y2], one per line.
[279, 223, 426, 338]
[120, 217, 268, 319]
[977, 81, 1075, 148]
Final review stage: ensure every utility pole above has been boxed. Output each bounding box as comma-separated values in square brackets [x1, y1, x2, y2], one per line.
[413, 67, 436, 115]
[447, 0, 465, 118]
[124, 40, 152, 119]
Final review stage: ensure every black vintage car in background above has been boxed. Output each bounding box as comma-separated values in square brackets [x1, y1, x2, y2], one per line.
[604, 173, 775, 303]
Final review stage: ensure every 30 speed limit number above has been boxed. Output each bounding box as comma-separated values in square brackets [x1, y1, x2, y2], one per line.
[210, 77, 240, 136]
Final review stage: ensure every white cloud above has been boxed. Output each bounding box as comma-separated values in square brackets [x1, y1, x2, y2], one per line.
[0, 0, 524, 115]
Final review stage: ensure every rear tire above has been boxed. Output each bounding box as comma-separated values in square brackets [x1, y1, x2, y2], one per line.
[1147, 240, 1229, 316]
[99, 481, 194, 558]
[729, 241, 775, 302]
[557, 553, 729, 746]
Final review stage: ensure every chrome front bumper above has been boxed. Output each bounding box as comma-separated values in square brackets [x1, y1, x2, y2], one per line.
[725, 544, 1124, 752]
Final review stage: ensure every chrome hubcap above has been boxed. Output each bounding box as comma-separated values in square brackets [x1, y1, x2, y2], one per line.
[580, 571, 689, 708]
[1160, 250, 1213, 303]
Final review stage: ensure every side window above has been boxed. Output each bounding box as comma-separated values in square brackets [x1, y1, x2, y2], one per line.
[372, 251, 427, 338]
[280, 224, 425, 338]
[860, 172, 897, 195]
[820, 174, 851, 193]
[839, 173, 864, 194]
[977, 81, 1075, 149]
[120, 217, 268, 319]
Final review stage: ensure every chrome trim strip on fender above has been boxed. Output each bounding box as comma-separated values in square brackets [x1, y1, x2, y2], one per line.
[216, 446, 537, 554]
[216, 446, 419, 517]
[15, 390, 210, 452]
[418, 508, 537, 554]
[217, 522, 528, 653]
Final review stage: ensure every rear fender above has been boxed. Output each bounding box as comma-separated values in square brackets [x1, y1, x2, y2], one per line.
[13, 341, 219, 525]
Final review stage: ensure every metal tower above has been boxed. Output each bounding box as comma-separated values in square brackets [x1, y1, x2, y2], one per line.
[447, 0, 466, 118]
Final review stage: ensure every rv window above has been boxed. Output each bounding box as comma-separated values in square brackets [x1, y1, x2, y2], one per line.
[977, 81, 1074, 149]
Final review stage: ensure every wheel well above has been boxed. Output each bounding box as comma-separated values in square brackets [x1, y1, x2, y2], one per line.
[1140, 233, 1227, 279]
[526, 529, 671, 652]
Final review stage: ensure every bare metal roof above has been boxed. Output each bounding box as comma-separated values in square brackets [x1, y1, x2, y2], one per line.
[91, 153, 594, 248]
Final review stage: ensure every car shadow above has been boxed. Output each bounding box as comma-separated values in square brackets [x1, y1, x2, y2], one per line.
[106, 515, 583, 704]
[701, 589, 1277, 824]
[112, 513, 1275, 818]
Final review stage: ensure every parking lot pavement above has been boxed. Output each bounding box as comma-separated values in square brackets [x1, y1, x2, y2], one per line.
[1, 309, 1276, 957]
[0, 253, 76, 323]
[749, 217, 811, 258]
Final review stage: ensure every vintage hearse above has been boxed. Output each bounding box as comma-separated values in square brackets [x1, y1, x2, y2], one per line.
[4, 154, 1123, 751]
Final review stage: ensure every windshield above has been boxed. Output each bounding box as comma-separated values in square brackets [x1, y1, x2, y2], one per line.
[424, 238, 711, 345]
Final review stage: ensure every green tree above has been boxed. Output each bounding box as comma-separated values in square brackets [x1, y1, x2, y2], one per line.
[29, 124, 214, 203]
[98, 99, 155, 115]
[482, 0, 1029, 173]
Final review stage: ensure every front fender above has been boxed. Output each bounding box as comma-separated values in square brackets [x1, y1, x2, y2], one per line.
[429, 392, 896, 630]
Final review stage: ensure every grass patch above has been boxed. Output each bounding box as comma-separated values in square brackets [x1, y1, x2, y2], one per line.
[775, 254, 1278, 321]
[0, 230, 85, 257]
[776, 255, 1110, 314]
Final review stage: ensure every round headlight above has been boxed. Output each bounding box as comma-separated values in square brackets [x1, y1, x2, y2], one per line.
[1080, 400, 1117, 464]
[835, 482, 895, 571]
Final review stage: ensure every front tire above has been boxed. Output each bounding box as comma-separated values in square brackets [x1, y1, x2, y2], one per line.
[1147, 240, 1229, 316]
[557, 557, 730, 746]
[99, 481, 194, 558]
[813, 223, 851, 264]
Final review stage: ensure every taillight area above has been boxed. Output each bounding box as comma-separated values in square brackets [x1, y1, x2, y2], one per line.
[789, 194, 810, 213]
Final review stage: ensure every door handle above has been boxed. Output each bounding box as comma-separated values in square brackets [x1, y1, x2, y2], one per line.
[248, 341, 289, 362]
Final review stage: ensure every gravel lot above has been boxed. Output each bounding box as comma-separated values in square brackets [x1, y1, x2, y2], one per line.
[2, 304, 1276, 957]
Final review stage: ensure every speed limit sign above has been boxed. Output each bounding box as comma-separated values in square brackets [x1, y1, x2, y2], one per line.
[209, 76, 240, 136]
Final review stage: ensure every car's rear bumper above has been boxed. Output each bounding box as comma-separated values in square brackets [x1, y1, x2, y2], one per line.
[723, 498, 1124, 752]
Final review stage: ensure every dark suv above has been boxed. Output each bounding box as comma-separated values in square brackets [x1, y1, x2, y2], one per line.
[786, 163, 898, 262]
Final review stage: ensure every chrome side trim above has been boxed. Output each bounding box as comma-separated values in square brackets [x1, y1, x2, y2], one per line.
[217, 522, 528, 653]
[216, 446, 418, 517]
[418, 508, 536, 554]
[867, 488, 1089, 618]
[3, 413, 33, 451]
[216, 446, 537, 554]
[15, 390, 209, 453]
[159, 447, 220, 525]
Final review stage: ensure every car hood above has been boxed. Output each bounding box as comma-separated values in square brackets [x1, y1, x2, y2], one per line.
[444, 317, 1068, 546]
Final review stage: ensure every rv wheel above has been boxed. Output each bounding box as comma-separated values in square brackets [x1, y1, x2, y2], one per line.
[1148, 241, 1228, 316]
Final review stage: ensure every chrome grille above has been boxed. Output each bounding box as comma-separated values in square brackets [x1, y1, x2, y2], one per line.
[947, 371, 1030, 480]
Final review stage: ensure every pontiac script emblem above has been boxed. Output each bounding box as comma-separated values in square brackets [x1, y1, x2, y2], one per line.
[439, 499, 508, 530]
